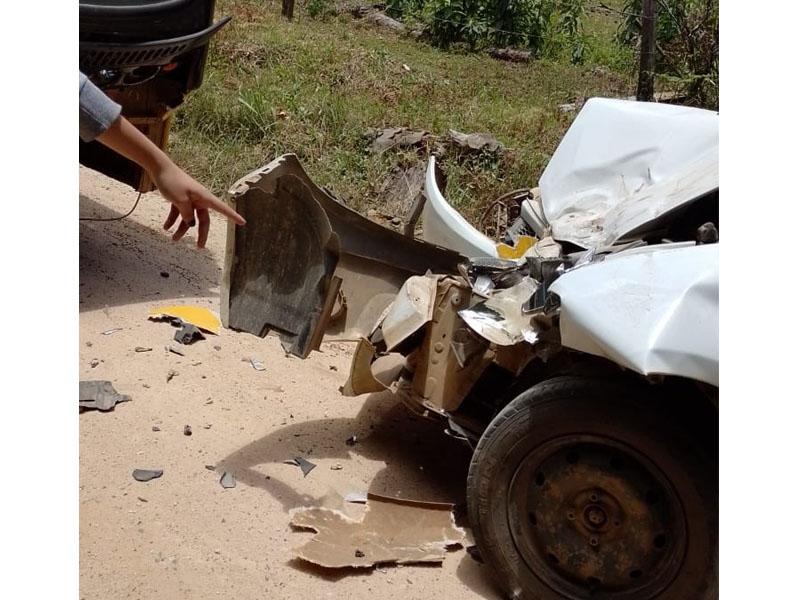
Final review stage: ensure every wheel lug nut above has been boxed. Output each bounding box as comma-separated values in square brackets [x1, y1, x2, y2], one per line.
[589, 537, 599, 547]
[567, 512, 576, 520]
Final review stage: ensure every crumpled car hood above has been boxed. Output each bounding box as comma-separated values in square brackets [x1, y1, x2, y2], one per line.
[539, 98, 719, 248]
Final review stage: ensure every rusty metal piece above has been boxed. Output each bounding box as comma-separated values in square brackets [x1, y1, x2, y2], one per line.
[342, 338, 407, 397]
[411, 278, 495, 412]
[508, 436, 686, 597]
[479, 188, 530, 242]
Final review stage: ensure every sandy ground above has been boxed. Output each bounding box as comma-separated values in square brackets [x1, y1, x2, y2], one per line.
[79, 167, 502, 600]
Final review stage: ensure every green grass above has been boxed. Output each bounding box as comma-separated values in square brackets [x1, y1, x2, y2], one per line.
[169, 0, 635, 223]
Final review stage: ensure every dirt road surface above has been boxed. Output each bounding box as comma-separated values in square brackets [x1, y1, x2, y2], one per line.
[79, 167, 501, 600]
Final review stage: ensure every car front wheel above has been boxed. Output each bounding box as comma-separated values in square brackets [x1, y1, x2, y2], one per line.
[466, 375, 717, 599]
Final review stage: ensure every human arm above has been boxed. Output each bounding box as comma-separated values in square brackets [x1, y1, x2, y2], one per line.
[79, 72, 245, 248]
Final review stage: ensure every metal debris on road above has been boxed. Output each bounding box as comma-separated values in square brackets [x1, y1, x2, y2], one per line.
[166, 344, 185, 356]
[90, 359, 100, 368]
[183, 425, 192, 436]
[102, 328, 123, 336]
[219, 471, 236, 489]
[152, 425, 160, 432]
[79, 380, 131, 412]
[289, 493, 466, 568]
[249, 358, 266, 371]
[166, 369, 178, 383]
[135, 347, 153, 353]
[132, 469, 163, 482]
[330, 463, 343, 471]
[205, 465, 216, 471]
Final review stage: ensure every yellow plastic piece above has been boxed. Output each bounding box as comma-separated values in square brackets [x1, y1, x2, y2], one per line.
[496, 235, 537, 259]
[149, 305, 221, 335]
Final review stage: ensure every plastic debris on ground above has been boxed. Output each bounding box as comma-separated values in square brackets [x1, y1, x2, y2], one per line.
[79, 381, 132, 412]
[148, 305, 221, 335]
[249, 358, 266, 371]
[289, 493, 466, 568]
[219, 471, 236, 489]
[173, 322, 205, 345]
[284, 457, 317, 477]
[132, 469, 163, 482]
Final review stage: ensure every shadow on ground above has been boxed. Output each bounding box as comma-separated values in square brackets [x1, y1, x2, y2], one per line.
[216, 392, 503, 598]
[79, 194, 222, 312]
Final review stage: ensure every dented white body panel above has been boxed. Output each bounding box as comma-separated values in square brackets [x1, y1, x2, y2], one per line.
[421, 157, 499, 258]
[539, 98, 719, 248]
[551, 243, 719, 386]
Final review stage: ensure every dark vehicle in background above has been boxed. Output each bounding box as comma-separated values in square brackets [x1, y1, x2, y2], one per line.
[79, 0, 229, 191]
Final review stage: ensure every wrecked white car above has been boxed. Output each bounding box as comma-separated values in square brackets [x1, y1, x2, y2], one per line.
[222, 98, 718, 599]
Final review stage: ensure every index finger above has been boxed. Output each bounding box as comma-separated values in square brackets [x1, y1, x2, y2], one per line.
[201, 189, 246, 225]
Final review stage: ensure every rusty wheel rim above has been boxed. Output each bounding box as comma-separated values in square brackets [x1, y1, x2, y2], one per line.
[507, 435, 686, 599]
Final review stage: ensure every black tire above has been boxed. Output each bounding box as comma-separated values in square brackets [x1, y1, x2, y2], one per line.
[466, 376, 717, 600]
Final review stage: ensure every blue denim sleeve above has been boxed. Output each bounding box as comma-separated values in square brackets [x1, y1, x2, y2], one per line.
[79, 71, 122, 142]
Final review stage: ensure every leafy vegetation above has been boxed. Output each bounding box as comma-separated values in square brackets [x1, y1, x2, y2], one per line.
[385, 0, 588, 62]
[168, 0, 634, 223]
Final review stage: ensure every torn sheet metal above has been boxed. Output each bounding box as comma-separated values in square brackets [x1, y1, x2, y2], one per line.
[539, 98, 719, 248]
[421, 156, 498, 258]
[148, 305, 221, 335]
[380, 274, 440, 350]
[79, 380, 131, 412]
[289, 493, 465, 568]
[550, 243, 719, 385]
[222, 154, 462, 358]
[411, 278, 494, 412]
[459, 278, 539, 346]
[342, 338, 406, 396]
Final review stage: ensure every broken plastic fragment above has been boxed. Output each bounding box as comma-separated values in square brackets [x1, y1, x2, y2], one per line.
[496, 235, 536, 259]
[79, 380, 131, 412]
[132, 469, 163, 482]
[148, 305, 221, 335]
[174, 322, 205, 345]
[289, 493, 466, 568]
[166, 344, 185, 356]
[219, 471, 236, 489]
[344, 491, 368, 504]
[285, 457, 317, 477]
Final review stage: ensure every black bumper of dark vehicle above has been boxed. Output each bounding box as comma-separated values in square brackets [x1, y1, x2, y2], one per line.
[79, 0, 228, 191]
